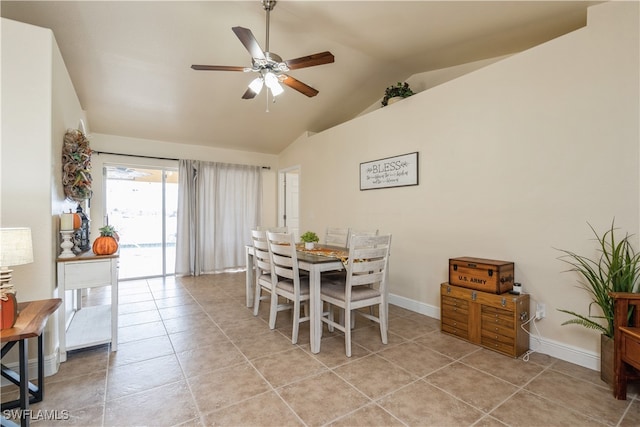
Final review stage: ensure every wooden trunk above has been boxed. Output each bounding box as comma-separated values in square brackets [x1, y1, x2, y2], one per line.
[440, 282, 529, 358]
[449, 257, 515, 294]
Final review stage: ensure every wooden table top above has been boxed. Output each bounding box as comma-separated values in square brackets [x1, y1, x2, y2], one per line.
[1, 298, 62, 343]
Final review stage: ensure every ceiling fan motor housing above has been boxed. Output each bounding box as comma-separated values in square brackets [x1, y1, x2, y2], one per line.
[262, 0, 277, 12]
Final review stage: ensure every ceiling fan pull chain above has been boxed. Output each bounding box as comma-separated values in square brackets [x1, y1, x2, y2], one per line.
[266, 89, 270, 113]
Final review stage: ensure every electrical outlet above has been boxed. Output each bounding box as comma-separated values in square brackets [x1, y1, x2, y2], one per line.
[536, 303, 546, 320]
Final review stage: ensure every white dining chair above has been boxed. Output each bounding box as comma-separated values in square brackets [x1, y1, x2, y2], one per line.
[251, 229, 277, 317]
[320, 233, 392, 357]
[325, 227, 350, 247]
[266, 231, 311, 344]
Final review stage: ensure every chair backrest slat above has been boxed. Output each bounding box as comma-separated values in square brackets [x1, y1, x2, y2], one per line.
[251, 229, 272, 273]
[325, 227, 350, 247]
[345, 234, 391, 292]
[257, 226, 288, 232]
[347, 229, 379, 246]
[266, 231, 302, 286]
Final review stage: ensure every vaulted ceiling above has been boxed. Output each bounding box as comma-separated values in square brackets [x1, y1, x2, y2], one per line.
[1, 1, 599, 154]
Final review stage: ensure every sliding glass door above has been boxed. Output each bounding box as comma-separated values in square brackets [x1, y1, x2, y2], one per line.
[104, 166, 178, 279]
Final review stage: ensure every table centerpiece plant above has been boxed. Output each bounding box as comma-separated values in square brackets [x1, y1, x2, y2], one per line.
[300, 231, 319, 250]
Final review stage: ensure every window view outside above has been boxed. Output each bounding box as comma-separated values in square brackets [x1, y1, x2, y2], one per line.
[105, 166, 178, 279]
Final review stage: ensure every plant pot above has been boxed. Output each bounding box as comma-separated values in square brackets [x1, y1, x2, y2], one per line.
[601, 334, 614, 385]
[386, 96, 403, 106]
[304, 242, 314, 250]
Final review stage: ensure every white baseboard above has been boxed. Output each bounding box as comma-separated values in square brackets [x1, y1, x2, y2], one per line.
[388, 293, 600, 372]
[389, 293, 441, 319]
[1, 348, 60, 388]
[525, 331, 600, 371]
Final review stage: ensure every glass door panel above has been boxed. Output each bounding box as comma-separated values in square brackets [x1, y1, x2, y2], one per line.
[105, 166, 178, 279]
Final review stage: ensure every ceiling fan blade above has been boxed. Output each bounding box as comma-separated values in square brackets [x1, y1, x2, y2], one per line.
[191, 65, 246, 72]
[281, 75, 319, 97]
[232, 26, 266, 60]
[241, 87, 258, 100]
[285, 51, 334, 70]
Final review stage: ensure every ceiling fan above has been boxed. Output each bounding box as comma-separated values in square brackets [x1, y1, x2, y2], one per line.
[191, 0, 334, 100]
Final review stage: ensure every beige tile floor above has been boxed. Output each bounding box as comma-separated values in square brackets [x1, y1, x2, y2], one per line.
[3, 272, 640, 426]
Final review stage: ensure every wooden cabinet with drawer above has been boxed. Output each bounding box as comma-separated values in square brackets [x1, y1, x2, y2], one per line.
[440, 282, 530, 358]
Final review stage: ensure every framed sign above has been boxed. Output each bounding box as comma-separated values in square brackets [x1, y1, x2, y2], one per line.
[360, 152, 419, 190]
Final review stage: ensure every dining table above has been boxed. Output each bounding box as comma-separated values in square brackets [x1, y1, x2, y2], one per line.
[245, 243, 347, 354]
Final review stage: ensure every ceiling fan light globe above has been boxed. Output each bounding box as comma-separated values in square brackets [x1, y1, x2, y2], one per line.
[264, 72, 278, 87]
[270, 83, 284, 96]
[264, 72, 284, 96]
[248, 77, 264, 94]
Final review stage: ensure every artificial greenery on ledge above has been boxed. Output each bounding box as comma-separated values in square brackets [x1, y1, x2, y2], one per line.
[381, 81, 414, 107]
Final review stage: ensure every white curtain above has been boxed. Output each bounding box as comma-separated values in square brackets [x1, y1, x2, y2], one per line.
[175, 159, 262, 275]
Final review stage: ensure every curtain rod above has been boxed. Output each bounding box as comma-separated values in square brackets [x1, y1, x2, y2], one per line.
[93, 150, 271, 170]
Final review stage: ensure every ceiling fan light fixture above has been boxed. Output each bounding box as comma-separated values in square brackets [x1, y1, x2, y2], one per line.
[270, 82, 284, 97]
[264, 72, 284, 96]
[248, 77, 264, 94]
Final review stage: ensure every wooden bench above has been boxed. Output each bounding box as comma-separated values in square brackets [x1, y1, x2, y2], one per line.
[610, 292, 640, 400]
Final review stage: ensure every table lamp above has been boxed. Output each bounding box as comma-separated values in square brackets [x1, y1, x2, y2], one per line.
[1, 227, 34, 329]
[0, 227, 34, 286]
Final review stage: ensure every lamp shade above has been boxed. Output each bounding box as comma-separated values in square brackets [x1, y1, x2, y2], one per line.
[0, 228, 34, 267]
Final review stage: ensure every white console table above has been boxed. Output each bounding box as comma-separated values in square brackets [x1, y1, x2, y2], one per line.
[57, 252, 119, 362]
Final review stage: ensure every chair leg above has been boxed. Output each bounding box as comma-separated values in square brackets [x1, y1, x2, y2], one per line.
[291, 299, 300, 344]
[268, 291, 278, 329]
[338, 308, 355, 330]
[379, 302, 388, 344]
[253, 285, 262, 316]
[328, 305, 335, 332]
[344, 305, 352, 357]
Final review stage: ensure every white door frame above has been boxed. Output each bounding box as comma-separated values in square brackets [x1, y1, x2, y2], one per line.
[278, 165, 300, 239]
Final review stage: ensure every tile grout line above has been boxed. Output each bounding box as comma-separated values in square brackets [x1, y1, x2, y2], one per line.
[180, 280, 310, 426]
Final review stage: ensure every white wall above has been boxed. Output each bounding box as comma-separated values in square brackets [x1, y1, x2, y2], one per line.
[358, 54, 511, 116]
[278, 1, 639, 369]
[1, 18, 84, 373]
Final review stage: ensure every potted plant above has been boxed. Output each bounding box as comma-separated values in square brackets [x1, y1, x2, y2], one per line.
[381, 81, 414, 107]
[557, 220, 640, 384]
[300, 231, 319, 250]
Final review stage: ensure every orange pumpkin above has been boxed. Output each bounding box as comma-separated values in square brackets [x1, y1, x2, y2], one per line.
[92, 236, 118, 255]
[72, 213, 82, 229]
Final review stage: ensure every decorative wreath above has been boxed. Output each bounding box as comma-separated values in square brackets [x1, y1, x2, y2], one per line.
[62, 129, 92, 202]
